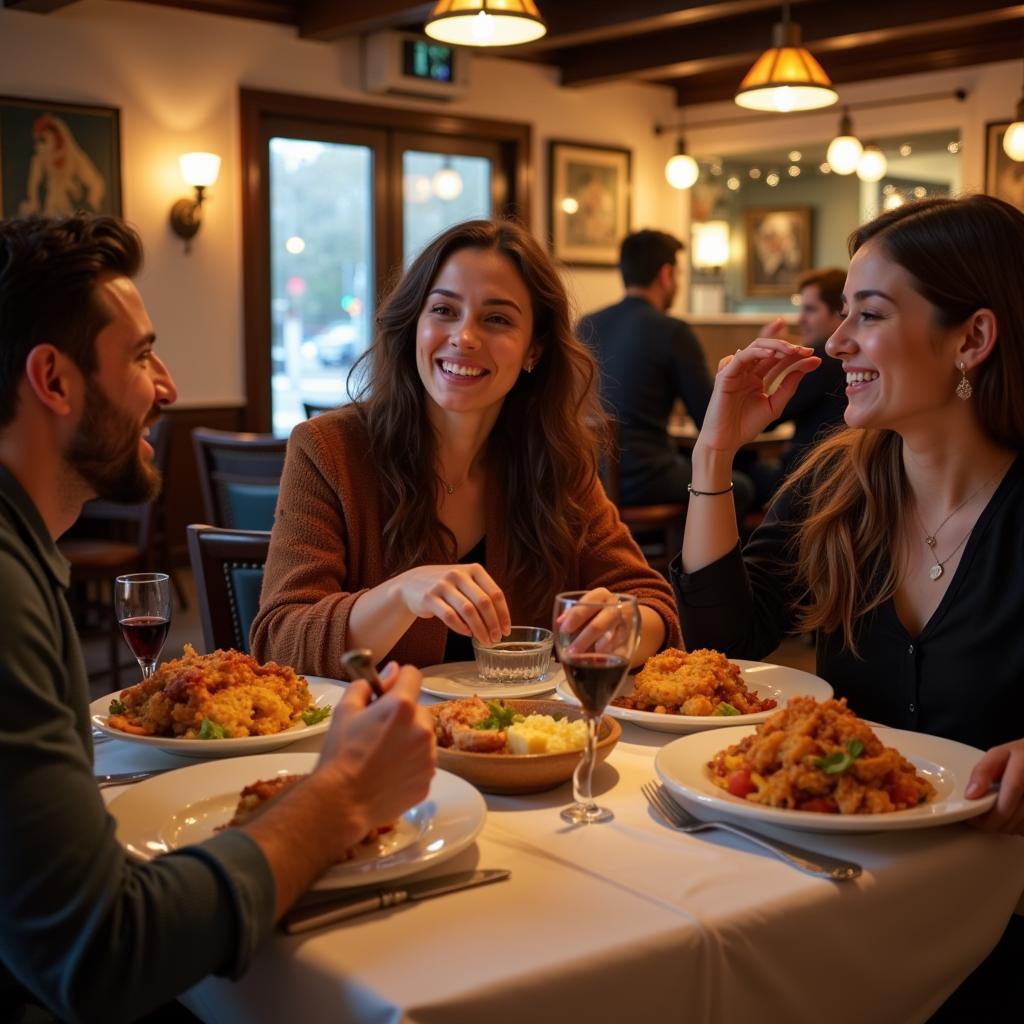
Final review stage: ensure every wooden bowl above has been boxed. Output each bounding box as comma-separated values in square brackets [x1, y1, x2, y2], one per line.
[433, 698, 622, 795]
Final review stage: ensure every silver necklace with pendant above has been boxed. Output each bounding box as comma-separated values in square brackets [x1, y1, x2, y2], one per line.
[914, 471, 999, 581]
[924, 527, 973, 581]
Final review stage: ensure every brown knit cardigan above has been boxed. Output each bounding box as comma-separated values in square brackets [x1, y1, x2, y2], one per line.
[251, 406, 680, 676]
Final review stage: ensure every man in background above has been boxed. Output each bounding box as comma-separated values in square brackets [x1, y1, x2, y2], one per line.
[579, 228, 753, 512]
[0, 214, 436, 1023]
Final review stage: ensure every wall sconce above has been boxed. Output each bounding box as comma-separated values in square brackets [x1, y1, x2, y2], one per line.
[665, 137, 699, 190]
[691, 220, 731, 272]
[169, 152, 221, 251]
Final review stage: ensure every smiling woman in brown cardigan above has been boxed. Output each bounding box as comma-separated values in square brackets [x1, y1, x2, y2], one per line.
[251, 220, 679, 676]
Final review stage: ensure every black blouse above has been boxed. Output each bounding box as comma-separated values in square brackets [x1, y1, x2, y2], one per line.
[442, 536, 487, 664]
[671, 456, 1024, 752]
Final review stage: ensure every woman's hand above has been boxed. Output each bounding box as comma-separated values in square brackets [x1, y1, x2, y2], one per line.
[696, 320, 819, 456]
[394, 563, 511, 644]
[556, 587, 637, 658]
[966, 738, 1024, 834]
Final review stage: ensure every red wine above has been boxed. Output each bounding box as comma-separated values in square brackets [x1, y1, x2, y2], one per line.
[119, 615, 170, 663]
[563, 653, 627, 714]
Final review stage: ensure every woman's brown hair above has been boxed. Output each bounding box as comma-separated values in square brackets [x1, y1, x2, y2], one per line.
[352, 218, 608, 604]
[784, 195, 1024, 650]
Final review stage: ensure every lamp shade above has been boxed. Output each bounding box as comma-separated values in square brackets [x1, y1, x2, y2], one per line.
[179, 152, 221, 188]
[735, 21, 837, 112]
[856, 143, 888, 183]
[1004, 121, 1024, 161]
[692, 220, 731, 270]
[425, 0, 547, 47]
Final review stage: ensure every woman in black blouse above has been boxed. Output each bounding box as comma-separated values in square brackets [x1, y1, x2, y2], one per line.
[675, 194, 1024, 833]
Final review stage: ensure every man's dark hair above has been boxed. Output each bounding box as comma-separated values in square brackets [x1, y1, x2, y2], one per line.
[798, 267, 846, 315]
[0, 214, 143, 428]
[619, 229, 683, 288]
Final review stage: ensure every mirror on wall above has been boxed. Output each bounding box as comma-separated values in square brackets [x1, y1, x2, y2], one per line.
[689, 129, 961, 316]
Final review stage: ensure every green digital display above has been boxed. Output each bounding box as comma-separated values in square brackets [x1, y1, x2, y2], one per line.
[402, 39, 455, 83]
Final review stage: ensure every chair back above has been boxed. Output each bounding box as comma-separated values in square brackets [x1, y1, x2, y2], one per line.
[191, 427, 287, 530]
[187, 524, 271, 653]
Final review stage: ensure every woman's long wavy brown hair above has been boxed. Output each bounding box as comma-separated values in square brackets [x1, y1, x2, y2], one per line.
[351, 219, 608, 605]
[782, 195, 1024, 651]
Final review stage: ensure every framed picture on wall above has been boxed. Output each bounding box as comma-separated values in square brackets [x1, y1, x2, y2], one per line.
[984, 121, 1024, 212]
[548, 140, 630, 266]
[0, 95, 122, 219]
[744, 206, 812, 297]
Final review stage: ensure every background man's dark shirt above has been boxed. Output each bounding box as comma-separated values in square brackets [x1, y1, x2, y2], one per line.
[580, 296, 713, 504]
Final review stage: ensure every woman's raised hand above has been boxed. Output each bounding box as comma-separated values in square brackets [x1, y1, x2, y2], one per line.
[395, 563, 512, 643]
[696, 318, 820, 457]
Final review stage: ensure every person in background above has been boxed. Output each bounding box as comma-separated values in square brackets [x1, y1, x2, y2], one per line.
[749, 267, 848, 501]
[578, 229, 754, 513]
[0, 214, 436, 1023]
[252, 219, 679, 676]
[674, 195, 1024, 1017]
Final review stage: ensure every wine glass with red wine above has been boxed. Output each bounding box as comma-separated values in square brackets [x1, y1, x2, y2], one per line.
[114, 572, 171, 681]
[552, 590, 640, 824]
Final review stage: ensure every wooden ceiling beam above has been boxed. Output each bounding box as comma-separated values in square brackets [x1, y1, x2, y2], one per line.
[298, 0, 433, 41]
[3, 0, 84, 11]
[125, 0, 297, 24]
[555, 1, 1024, 86]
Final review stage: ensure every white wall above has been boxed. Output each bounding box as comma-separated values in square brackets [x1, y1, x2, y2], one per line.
[0, 1, 682, 406]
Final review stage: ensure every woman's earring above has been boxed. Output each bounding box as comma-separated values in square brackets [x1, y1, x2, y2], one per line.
[523, 361, 535, 374]
[955, 361, 973, 401]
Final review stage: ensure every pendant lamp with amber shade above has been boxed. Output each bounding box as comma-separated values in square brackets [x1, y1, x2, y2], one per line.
[735, 3, 837, 113]
[425, 1, 547, 47]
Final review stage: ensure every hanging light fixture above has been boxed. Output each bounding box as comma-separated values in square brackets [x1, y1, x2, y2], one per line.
[425, 1, 547, 47]
[826, 108, 863, 175]
[665, 137, 699, 190]
[734, 2, 837, 113]
[1004, 55, 1024, 160]
[432, 157, 464, 201]
[856, 143, 888, 183]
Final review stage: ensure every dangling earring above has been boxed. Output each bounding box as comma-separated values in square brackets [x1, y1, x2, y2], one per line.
[523, 361, 535, 374]
[955, 361, 972, 401]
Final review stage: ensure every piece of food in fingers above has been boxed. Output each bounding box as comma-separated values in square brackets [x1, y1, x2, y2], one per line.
[765, 360, 804, 396]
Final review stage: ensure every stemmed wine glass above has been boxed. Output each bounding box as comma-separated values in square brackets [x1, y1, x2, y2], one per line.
[114, 572, 171, 681]
[553, 590, 640, 824]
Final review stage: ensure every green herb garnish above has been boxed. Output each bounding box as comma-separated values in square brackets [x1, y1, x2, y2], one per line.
[715, 702, 740, 717]
[301, 705, 331, 726]
[198, 718, 231, 740]
[814, 739, 865, 775]
[471, 700, 524, 731]
[108, 699, 126, 716]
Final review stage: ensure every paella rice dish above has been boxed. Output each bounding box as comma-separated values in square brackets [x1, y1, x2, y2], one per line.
[106, 644, 321, 739]
[613, 647, 776, 716]
[708, 696, 937, 814]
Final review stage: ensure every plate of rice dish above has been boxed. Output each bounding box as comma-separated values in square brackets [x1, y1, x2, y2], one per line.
[109, 753, 486, 889]
[557, 648, 832, 733]
[90, 644, 343, 757]
[655, 696, 997, 832]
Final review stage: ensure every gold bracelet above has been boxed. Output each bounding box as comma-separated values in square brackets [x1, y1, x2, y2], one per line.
[687, 482, 735, 497]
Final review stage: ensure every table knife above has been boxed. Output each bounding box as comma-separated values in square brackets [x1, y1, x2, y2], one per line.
[281, 868, 510, 934]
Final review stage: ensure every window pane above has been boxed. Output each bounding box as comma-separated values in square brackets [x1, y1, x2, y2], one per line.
[268, 137, 374, 436]
[403, 151, 491, 267]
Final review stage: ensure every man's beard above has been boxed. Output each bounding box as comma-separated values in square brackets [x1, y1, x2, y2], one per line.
[66, 385, 161, 504]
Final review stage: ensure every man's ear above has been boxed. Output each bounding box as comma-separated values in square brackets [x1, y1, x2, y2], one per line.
[22, 344, 78, 417]
[658, 263, 675, 293]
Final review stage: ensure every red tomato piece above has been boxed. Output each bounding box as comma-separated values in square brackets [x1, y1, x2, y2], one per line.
[726, 768, 756, 798]
[797, 797, 838, 813]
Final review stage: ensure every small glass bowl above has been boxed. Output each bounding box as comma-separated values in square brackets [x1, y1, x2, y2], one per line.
[472, 627, 554, 683]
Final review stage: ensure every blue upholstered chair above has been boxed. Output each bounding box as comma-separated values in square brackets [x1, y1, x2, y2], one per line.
[191, 427, 288, 531]
[186, 525, 271, 653]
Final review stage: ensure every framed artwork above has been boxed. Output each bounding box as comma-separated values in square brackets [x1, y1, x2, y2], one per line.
[984, 120, 1024, 212]
[548, 140, 630, 266]
[744, 206, 812, 297]
[0, 95, 122, 219]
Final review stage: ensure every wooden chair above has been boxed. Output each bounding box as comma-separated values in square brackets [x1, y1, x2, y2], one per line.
[601, 421, 687, 577]
[58, 416, 175, 688]
[191, 427, 288, 531]
[186, 524, 271, 653]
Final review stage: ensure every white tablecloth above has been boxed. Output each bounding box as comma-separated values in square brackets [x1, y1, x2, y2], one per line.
[98, 716, 1024, 1024]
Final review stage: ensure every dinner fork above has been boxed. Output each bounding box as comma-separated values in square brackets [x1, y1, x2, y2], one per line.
[641, 782, 862, 881]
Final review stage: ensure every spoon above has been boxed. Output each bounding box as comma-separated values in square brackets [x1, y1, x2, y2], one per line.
[340, 649, 385, 699]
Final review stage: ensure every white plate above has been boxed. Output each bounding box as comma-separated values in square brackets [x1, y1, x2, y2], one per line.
[421, 660, 563, 699]
[655, 725, 997, 833]
[556, 659, 832, 733]
[110, 753, 487, 890]
[90, 676, 345, 758]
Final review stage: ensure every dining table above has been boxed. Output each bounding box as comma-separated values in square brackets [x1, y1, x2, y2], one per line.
[96, 682, 1024, 1024]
